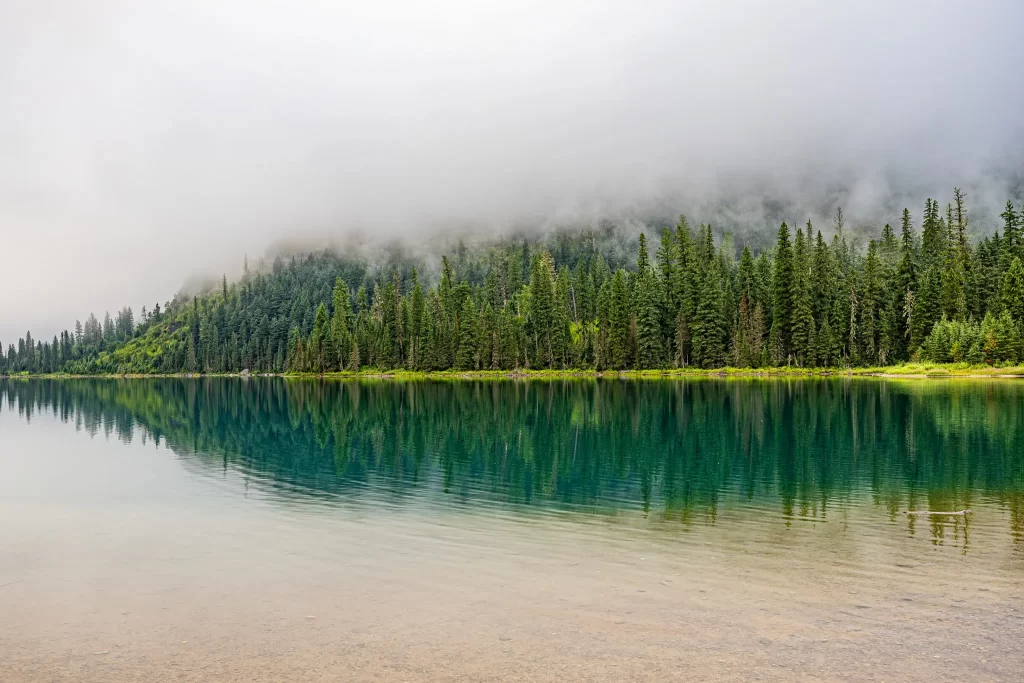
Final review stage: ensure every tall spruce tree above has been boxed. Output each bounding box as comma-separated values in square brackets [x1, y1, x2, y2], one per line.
[692, 259, 726, 368]
[921, 198, 945, 267]
[1002, 257, 1024, 323]
[1000, 200, 1020, 270]
[894, 208, 918, 359]
[790, 225, 815, 365]
[455, 297, 479, 370]
[608, 270, 631, 369]
[771, 222, 794, 363]
[674, 217, 697, 366]
[940, 201, 968, 321]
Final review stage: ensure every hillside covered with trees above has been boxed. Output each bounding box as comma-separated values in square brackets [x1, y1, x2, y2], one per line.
[4, 190, 1024, 375]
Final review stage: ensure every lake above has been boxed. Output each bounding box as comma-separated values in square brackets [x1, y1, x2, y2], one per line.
[1, 377, 1022, 682]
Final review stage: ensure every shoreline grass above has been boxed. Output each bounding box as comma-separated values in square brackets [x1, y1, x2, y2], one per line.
[4, 362, 1024, 381]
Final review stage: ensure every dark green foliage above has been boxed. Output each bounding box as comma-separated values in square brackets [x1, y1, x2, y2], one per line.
[1003, 257, 1024, 323]
[455, 296, 479, 370]
[859, 241, 882, 365]
[634, 270, 663, 368]
[7, 378, 1024, 529]
[7, 190, 1024, 377]
[790, 225, 815, 366]
[692, 257, 726, 368]
[894, 209, 918, 359]
[921, 198, 946, 267]
[608, 269, 632, 369]
[771, 222, 794, 362]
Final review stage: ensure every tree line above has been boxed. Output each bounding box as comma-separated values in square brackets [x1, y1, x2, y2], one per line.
[3, 189, 1024, 375]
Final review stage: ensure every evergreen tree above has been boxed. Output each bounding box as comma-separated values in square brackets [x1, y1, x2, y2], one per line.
[634, 270, 663, 368]
[674, 217, 697, 366]
[407, 269, 425, 369]
[636, 233, 651, 274]
[657, 227, 678, 358]
[1002, 257, 1024, 323]
[331, 278, 352, 369]
[309, 303, 330, 372]
[771, 223, 794, 362]
[1000, 200, 1020, 270]
[186, 331, 198, 373]
[455, 296, 479, 370]
[859, 241, 882, 364]
[940, 202, 968, 321]
[552, 266, 573, 367]
[921, 198, 945, 267]
[911, 267, 941, 354]
[608, 270, 631, 369]
[894, 208, 918, 358]
[348, 341, 360, 372]
[526, 251, 555, 367]
[790, 225, 814, 365]
[692, 260, 726, 368]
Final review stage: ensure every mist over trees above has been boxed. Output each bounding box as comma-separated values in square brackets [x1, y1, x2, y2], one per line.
[3, 190, 1024, 376]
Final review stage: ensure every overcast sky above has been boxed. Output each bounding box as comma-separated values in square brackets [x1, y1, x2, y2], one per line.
[2, 0, 1023, 342]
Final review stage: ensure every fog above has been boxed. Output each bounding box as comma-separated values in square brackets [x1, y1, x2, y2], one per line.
[2, 1, 1023, 342]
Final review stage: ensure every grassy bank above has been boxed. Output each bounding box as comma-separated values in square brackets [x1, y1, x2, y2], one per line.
[4, 362, 1024, 381]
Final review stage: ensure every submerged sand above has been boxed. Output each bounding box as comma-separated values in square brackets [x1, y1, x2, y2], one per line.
[2, 496, 1021, 683]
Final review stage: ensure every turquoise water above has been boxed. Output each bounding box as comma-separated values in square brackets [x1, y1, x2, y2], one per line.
[4, 378, 1022, 537]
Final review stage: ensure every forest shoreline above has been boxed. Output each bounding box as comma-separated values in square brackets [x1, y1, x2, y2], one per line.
[4, 363, 1024, 381]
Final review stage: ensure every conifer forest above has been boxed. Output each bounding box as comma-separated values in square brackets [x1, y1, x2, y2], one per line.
[4, 190, 1024, 376]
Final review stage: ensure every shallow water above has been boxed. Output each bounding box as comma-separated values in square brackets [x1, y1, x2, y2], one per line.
[1, 378, 1022, 682]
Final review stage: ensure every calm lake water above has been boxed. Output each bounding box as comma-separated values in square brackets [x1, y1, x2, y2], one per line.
[1, 378, 1022, 682]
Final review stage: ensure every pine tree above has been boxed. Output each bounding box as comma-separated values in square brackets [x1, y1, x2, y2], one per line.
[407, 269, 425, 369]
[526, 251, 555, 367]
[733, 292, 763, 367]
[609, 270, 631, 369]
[330, 278, 352, 370]
[455, 297, 479, 370]
[692, 260, 726, 368]
[1000, 200, 1020, 270]
[771, 223, 794, 361]
[921, 198, 945, 267]
[817, 315, 833, 367]
[1002, 257, 1024, 323]
[634, 270, 663, 368]
[879, 223, 898, 264]
[911, 267, 941, 354]
[996, 310, 1022, 363]
[858, 241, 882, 364]
[737, 246, 755, 303]
[674, 217, 696, 366]
[419, 294, 438, 370]
[953, 188, 969, 253]
[894, 208, 917, 358]
[480, 302, 497, 369]
[377, 278, 400, 369]
[790, 225, 814, 365]
[940, 202, 968, 321]
[657, 227, 678, 358]
[309, 303, 330, 373]
[637, 233, 651, 273]
[186, 331, 198, 373]
[552, 266, 573, 367]
[505, 248, 523, 305]
[348, 341, 360, 372]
